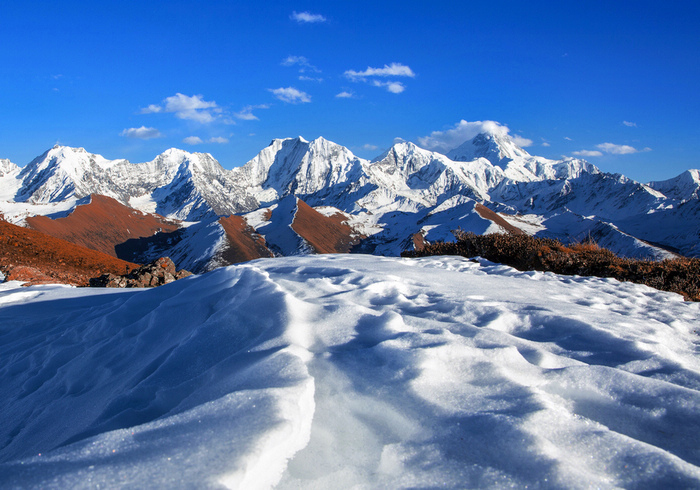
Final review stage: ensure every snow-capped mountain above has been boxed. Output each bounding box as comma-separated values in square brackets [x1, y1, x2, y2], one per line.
[1, 126, 698, 267]
[648, 169, 700, 202]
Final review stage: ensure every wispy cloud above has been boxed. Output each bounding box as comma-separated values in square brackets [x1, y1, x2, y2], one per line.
[564, 136, 572, 141]
[282, 55, 320, 73]
[371, 80, 406, 93]
[597, 142, 651, 154]
[183, 136, 229, 145]
[208, 136, 229, 144]
[234, 104, 270, 121]
[572, 150, 603, 157]
[344, 62, 415, 94]
[336, 91, 354, 98]
[417, 120, 532, 153]
[291, 11, 326, 23]
[268, 87, 311, 104]
[542, 142, 551, 147]
[623, 121, 637, 127]
[362, 144, 379, 151]
[345, 63, 415, 81]
[121, 126, 162, 139]
[141, 93, 221, 123]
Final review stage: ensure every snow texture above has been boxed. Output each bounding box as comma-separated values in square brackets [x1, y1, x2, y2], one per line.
[1, 255, 699, 488]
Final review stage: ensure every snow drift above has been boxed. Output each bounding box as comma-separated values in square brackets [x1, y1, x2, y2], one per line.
[1, 255, 699, 488]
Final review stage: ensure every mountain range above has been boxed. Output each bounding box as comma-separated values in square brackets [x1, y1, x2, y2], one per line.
[1, 129, 698, 274]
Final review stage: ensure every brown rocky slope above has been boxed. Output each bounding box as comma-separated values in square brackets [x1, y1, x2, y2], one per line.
[26, 194, 180, 258]
[0, 217, 138, 286]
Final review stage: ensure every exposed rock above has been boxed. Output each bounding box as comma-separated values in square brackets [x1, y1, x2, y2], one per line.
[90, 257, 192, 288]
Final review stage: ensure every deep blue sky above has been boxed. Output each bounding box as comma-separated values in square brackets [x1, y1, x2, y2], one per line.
[1, 1, 698, 182]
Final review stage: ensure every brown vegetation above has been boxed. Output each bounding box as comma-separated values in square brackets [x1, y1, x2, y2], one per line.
[291, 200, 362, 254]
[474, 203, 525, 235]
[402, 231, 700, 301]
[26, 194, 180, 257]
[0, 218, 138, 286]
[217, 215, 274, 263]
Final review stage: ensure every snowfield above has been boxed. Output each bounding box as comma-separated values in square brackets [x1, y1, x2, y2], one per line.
[1, 255, 699, 488]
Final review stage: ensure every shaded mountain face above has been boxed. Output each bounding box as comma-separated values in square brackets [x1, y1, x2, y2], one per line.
[1, 126, 698, 277]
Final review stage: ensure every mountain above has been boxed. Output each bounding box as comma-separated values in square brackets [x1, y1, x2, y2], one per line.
[1, 126, 699, 276]
[648, 169, 700, 202]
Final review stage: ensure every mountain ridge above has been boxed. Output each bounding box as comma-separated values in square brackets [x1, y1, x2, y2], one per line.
[1, 128, 698, 274]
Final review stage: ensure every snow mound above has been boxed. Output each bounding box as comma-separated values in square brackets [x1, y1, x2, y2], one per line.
[1, 255, 699, 488]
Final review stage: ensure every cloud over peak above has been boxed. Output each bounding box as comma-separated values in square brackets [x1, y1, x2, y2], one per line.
[417, 120, 532, 153]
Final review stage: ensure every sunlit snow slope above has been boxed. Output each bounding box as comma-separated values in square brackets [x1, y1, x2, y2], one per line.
[1, 255, 699, 488]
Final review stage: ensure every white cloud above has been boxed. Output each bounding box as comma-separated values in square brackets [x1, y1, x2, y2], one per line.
[371, 80, 406, 93]
[542, 142, 551, 147]
[564, 136, 572, 141]
[141, 93, 220, 123]
[140, 104, 163, 114]
[291, 11, 326, 23]
[416, 120, 532, 153]
[597, 142, 642, 154]
[183, 136, 203, 145]
[234, 104, 270, 121]
[345, 63, 415, 81]
[344, 63, 415, 94]
[572, 150, 603, 157]
[282, 56, 320, 73]
[208, 137, 229, 144]
[268, 87, 311, 104]
[623, 121, 637, 127]
[120, 126, 162, 139]
[362, 144, 379, 151]
[299, 75, 323, 82]
[336, 91, 354, 98]
[512, 135, 534, 148]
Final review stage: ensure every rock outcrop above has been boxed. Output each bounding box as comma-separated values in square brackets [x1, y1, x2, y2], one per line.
[90, 257, 192, 288]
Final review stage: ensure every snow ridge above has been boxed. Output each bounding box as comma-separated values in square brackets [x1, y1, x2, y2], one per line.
[1, 255, 699, 487]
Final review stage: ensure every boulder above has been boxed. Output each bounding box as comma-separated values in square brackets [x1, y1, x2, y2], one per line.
[90, 257, 192, 288]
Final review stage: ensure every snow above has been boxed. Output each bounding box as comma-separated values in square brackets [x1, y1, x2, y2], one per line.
[1, 254, 699, 488]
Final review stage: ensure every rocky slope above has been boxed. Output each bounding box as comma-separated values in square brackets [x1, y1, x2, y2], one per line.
[0, 217, 137, 286]
[26, 194, 180, 257]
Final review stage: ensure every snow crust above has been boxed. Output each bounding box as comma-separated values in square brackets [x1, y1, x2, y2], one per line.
[1, 255, 699, 488]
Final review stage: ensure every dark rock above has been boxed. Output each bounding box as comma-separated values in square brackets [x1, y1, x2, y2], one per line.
[90, 257, 192, 288]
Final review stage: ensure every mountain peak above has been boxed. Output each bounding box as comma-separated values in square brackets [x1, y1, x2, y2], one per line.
[447, 131, 530, 168]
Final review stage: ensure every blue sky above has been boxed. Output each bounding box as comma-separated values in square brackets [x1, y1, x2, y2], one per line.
[1, 1, 698, 182]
